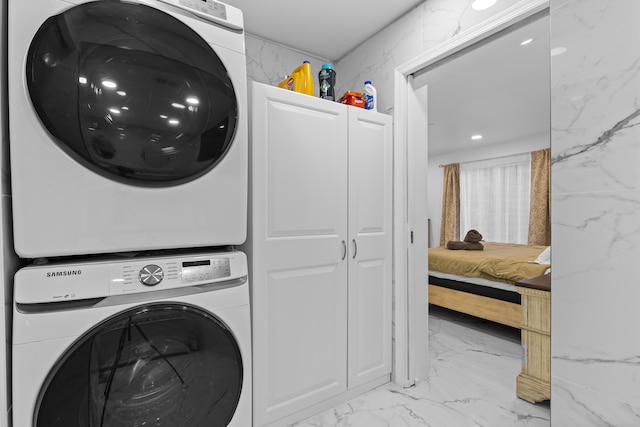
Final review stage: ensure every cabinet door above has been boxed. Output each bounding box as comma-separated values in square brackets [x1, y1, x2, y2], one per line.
[347, 108, 393, 389]
[251, 83, 349, 426]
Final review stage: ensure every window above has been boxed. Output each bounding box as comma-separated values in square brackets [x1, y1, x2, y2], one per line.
[460, 153, 531, 244]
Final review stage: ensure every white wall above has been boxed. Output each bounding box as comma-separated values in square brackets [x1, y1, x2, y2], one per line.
[428, 134, 549, 247]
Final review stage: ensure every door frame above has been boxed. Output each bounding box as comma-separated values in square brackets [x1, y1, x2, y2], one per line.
[391, 0, 549, 387]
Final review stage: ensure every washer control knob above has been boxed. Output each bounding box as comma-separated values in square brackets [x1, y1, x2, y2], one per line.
[139, 264, 164, 286]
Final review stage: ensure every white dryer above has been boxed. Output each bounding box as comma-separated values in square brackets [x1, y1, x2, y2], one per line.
[12, 250, 251, 426]
[8, 0, 248, 258]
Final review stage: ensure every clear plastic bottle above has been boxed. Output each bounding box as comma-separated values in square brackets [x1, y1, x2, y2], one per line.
[318, 63, 336, 101]
[363, 80, 377, 111]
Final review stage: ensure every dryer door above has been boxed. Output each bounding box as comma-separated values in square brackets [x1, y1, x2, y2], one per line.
[35, 303, 243, 427]
[26, 0, 238, 187]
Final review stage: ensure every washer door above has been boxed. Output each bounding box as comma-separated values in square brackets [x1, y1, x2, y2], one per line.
[35, 303, 243, 427]
[26, 0, 238, 187]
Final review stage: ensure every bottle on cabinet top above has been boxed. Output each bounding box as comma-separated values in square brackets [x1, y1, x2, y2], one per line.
[318, 63, 336, 101]
[363, 80, 377, 111]
[278, 61, 314, 96]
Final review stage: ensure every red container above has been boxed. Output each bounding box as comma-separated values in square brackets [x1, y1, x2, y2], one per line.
[338, 91, 364, 108]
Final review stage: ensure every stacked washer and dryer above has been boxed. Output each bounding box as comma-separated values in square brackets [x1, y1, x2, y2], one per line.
[7, 0, 250, 425]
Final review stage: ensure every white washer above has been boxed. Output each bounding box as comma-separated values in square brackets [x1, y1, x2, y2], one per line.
[12, 250, 251, 426]
[8, 0, 248, 258]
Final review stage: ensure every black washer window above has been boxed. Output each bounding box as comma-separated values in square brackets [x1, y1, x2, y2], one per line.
[27, 1, 238, 187]
[35, 303, 243, 427]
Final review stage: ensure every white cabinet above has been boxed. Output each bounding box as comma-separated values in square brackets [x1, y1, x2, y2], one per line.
[247, 82, 392, 427]
[346, 107, 393, 390]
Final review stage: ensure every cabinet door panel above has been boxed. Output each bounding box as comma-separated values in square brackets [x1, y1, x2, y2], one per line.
[263, 264, 347, 414]
[350, 257, 389, 378]
[266, 101, 346, 237]
[251, 84, 348, 426]
[347, 109, 393, 389]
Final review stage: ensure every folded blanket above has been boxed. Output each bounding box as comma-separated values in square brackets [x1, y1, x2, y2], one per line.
[447, 240, 484, 250]
[447, 229, 484, 250]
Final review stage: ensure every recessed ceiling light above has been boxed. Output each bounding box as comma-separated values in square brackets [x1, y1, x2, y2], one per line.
[550, 46, 568, 56]
[520, 38, 534, 46]
[472, 0, 497, 11]
[471, 135, 483, 140]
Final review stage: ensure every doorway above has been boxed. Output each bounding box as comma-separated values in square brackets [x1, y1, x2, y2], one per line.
[391, 0, 550, 389]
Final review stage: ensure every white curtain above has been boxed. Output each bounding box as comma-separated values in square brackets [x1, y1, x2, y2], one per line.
[459, 154, 531, 244]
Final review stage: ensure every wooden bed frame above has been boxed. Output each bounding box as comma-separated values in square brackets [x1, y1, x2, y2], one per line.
[429, 283, 522, 329]
[427, 242, 551, 329]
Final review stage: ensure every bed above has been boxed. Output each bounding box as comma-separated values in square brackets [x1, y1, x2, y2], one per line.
[428, 242, 550, 328]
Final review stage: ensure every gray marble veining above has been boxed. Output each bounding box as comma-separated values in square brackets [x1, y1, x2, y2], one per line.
[551, 0, 640, 425]
[293, 307, 550, 427]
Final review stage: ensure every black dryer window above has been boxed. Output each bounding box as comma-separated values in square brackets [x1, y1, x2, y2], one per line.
[27, 0, 238, 187]
[35, 303, 243, 427]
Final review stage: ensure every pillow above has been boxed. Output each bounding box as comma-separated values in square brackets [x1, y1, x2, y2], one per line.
[533, 246, 551, 265]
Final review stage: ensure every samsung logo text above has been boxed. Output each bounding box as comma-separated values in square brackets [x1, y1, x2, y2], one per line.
[46, 270, 82, 278]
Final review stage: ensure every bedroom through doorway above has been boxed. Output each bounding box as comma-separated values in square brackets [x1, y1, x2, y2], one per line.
[392, 0, 551, 410]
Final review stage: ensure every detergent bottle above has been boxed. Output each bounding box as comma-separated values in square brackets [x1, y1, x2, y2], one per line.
[363, 80, 377, 111]
[278, 61, 314, 95]
[278, 75, 295, 91]
[318, 63, 336, 101]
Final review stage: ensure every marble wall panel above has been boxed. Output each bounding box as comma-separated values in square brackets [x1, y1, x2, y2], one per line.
[552, 377, 640, 426]
[551, 190, 640, 425]
[552, 190, 640, 394]
[551, 0, 640, 425]
[335, 0, 524, 114]
[245, 34, 329, 98]
[334, 6, 424, 114]
[551, 0, 640, 194]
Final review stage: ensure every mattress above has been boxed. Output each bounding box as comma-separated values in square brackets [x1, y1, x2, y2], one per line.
[428, 242, 550, 284]
[428, 270, 516, 292]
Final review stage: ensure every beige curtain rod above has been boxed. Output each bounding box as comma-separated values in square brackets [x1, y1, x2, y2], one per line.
[438, 151, 533, 168]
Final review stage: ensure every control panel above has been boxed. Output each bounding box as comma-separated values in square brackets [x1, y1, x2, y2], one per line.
[14, 252, 245, 304]
[112, 257, 232, 294]
[139, 264, 164, 286]
[181, 258, 231, 283]
[179, 0, 227, 20]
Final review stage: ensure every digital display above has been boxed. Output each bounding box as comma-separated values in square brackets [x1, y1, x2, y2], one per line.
[182, 260, 211, 268]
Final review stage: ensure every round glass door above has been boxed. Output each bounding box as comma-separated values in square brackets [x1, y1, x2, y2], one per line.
[35, 303, 243, 427]
[26, 1, 238, 187]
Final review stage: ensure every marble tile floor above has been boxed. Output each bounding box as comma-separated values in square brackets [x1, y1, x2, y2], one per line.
[293, 306, 550, 427]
